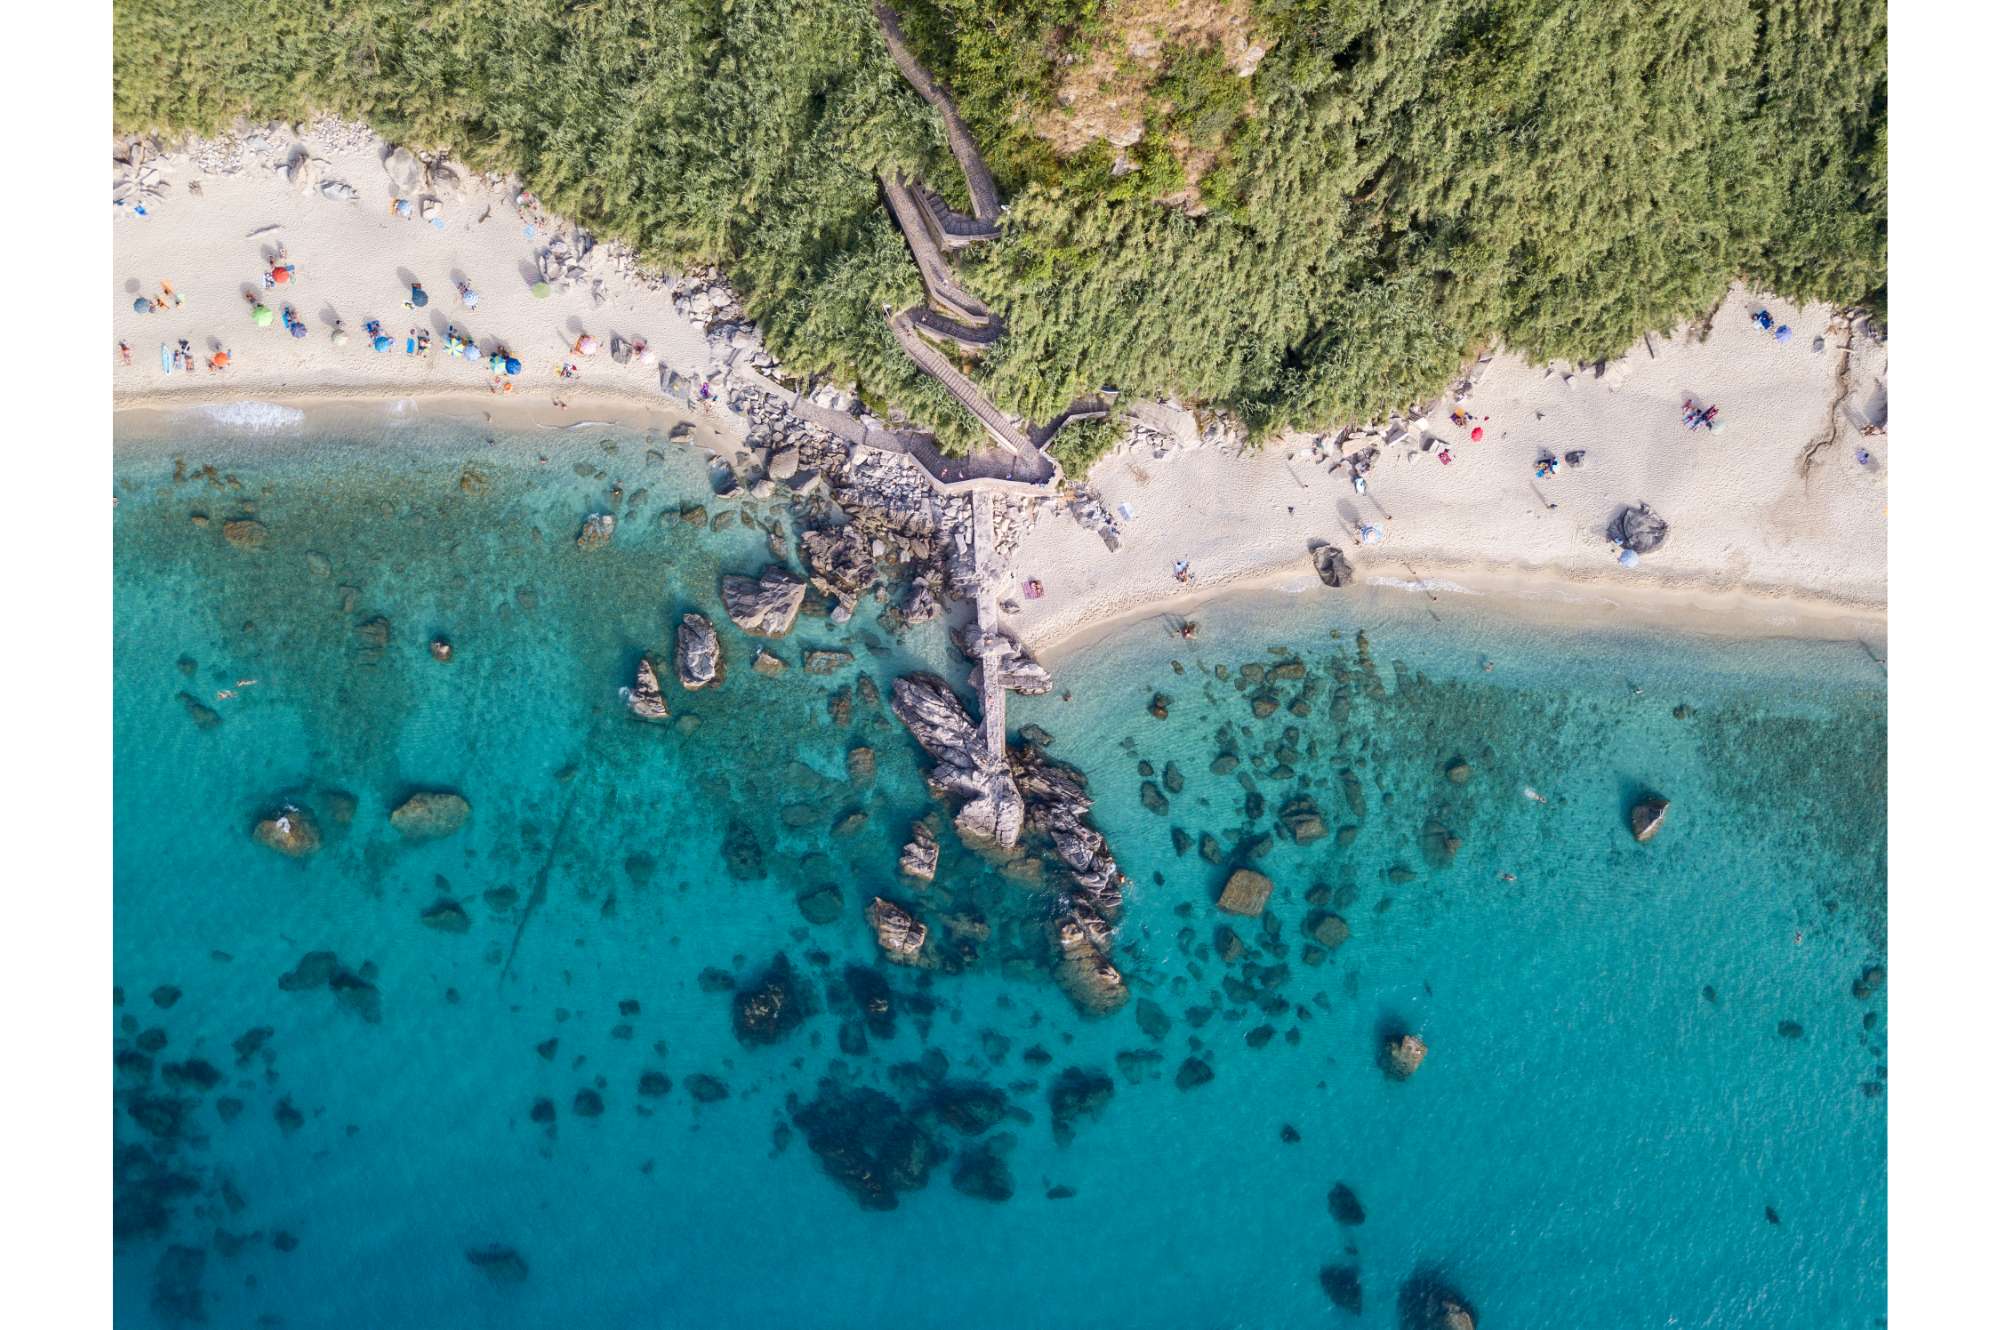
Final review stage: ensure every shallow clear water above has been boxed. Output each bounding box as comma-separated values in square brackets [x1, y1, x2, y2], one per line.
[112, 423, 1887, 1329]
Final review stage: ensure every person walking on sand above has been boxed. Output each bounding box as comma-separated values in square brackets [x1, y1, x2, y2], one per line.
[118, 341, 132, 366]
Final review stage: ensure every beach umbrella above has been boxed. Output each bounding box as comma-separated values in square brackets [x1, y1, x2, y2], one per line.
[251, 304, 274, 327]
[132, 297, 151, 314]
[372, 334, 393, 352]
[332, 329, 349, 347]
[271, 267, 291, 285]
[290, 321, 308, 339]
[1470, 426, 1483, 441]
[574, 334, 599, 356]
[504, 357, 521, 376]
[531, 281, 551, 299]
[410, 285, 429, 308]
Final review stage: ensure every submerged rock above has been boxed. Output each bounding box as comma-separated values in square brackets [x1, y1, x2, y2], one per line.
[625, 657, 670, 720]
[676, 612, 722, 688]
[1305, 910, 1351, 951]
[222, 518, 268, 550]
[1280, 796, 1328, 844]
[796, 884, 843, 925]
[1175, 1056, 1215, 1090]
[1320, 1264, 1363, 1315]
[951, 1140, 1015, 1202]
[721, 566, 807, 637]
[790, 1082, 945, 1211]
[390, 790, 470, 840]
[732, 953, 806, 1045]
[721, 817, 766, 880]
[866, 897, 929, 966]
[1630, 796, 1669, 843]
[1217, 868, 1274, 916]
[252, 803, 321, 858]
[465, 1244, 529, 1285]
[1328, 1182, 1367, 1225]
[420, 899, 471, 933]
[1048, 1067, 1115, 1147]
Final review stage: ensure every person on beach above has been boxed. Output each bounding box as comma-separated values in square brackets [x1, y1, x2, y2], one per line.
[118, 341, 132, 366]
[1172, 559, 1192, 584]
[456, 280, 479, 310]
[207, 348, 230, 373]
[178, 339, 195, 374]
[160, 279, 183, 309]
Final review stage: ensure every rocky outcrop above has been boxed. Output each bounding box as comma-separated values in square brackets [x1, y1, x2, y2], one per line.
[1050, 907, 1128, 1015]
[891, 674, 1023, 848]
[799, 525, 876, 612]
[1013, 745, 1125, 917]
[721, 567, 807, 637]
[866, 896, 930, 965]
[575, 513, 615, 550]
[901, 822, 940, 882]
[1630, 796, 1669, 843]
[676, 613, 722, 689]
[625, 657, 669, 721]
[902, 581, 941, 625]
[389, 790, 470, 840]
[252, 804, 320, 857]
[790, 1081, 945, 1211]
[222, 519, 269, 550]
[1399, 1275, 1478, 1330]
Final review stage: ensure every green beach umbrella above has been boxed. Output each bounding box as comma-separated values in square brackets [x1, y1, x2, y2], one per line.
[530, 281, 551, 300]
[251, 304, 275, 327]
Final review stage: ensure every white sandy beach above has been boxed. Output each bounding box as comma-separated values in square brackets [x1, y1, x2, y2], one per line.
[112, 122, 1888, 656]
[111, 122, 745, 451]
[1006, 287, 1888, 654]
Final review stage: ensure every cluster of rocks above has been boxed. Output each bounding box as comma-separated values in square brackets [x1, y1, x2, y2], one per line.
[889, 674, 1130, 1016]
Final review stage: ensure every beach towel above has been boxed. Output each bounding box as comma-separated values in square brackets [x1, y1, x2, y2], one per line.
[159, 343, 172, 375]
[1117, 502, 1136, 521]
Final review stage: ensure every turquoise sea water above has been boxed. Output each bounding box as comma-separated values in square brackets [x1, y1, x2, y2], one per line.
[112, 422, 1887, 1329]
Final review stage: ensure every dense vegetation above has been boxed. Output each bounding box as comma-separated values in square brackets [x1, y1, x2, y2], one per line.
[115, 0, 1886, 463]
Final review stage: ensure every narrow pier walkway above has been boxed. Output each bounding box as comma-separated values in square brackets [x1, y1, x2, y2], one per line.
[971, 491, 1009, 758]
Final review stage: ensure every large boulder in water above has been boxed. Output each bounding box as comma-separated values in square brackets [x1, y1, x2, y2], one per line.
[389, 790, 470, 840]
[1383, 1032, 1428, 1080]
[625, 657, 669, 721]
[720, 566, 807, 637]
[1607, 502, 1669, 553]
[676, 612, 722, 688]
[252, 804, 320, 857]
[866, 897, 929, 966]
[900, 822, 939, 883]
[1314, 544, 1355, 588]
[1630, 796, 1669, 843]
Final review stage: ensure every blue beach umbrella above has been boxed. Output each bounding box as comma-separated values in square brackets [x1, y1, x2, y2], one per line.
[504, 358, 521, 376]
[132, 297, 151, 314]
[372, 335, 394, 353]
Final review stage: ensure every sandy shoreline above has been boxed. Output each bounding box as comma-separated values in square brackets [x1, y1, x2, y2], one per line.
[112, 121, 1889, 662]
